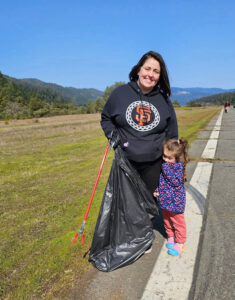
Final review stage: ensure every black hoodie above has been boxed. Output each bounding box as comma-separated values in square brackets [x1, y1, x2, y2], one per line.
[101, 81, 178, 162]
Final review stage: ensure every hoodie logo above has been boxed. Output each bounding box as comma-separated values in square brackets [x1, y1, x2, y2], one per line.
[136, 106, 151, 125]
[126, 101, 160, 131]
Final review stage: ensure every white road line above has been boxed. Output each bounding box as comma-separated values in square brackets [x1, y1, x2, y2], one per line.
[141, 109, 223, 300]
[202, 109, 223, 159]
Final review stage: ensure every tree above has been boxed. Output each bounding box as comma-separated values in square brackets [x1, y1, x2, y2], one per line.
[95, 96, 105, 112]
[29, 97, 45, 114]
[172, 100, 181, 107]
[187, 101, 202, 107]
[80, 105, 87, 114]
[86, 100, 95, 114]
[103, 81, 125, 103]
[4, 102, 28, 119]
[93, 81, 125, 113]
[0, 72, 8, 87]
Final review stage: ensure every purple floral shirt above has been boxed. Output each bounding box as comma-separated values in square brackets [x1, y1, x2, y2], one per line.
[156, 162, 186, 213]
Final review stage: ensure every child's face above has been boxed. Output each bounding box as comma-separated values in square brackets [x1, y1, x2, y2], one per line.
[163, 148, 176, 163]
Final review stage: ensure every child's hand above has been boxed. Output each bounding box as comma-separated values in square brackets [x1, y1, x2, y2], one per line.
[153, 192, 159, 198]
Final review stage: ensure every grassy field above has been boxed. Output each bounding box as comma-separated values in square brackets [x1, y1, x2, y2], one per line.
[0, 106, 221, 299]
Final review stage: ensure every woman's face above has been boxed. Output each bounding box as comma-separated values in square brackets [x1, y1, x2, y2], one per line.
[137, 57, 161, 93]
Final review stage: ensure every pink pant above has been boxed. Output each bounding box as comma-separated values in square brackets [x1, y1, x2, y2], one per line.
[162, 209, 186, 244]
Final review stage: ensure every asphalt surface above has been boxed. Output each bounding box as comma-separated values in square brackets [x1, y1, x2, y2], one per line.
[189, 108, 235, 300]
[72, 108, 235, 300]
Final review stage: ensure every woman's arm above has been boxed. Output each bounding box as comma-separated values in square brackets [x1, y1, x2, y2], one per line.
[100, 94, 117, 139]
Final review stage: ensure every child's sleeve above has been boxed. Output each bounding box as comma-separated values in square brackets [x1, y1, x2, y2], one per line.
[154, 187, 159, 193]
[162, 163, 184, 187]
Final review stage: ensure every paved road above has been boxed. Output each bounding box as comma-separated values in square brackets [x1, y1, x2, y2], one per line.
[73, 108, 235, 300]
[189, 108, 235, 300]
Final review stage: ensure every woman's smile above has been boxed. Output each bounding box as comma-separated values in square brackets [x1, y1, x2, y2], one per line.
[137, 57, 161, 93]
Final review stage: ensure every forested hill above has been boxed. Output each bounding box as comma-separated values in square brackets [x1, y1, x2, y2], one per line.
[0, 72, 99, 119]
[6, 76, 103, 104]
[187, 90, 235, 106]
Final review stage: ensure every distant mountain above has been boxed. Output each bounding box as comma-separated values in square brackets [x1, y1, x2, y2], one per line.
[3, 73, 235, 107]
[171, 87, 235, 105]
[187, 90, 235, 106]
[6, 76, 103, 104]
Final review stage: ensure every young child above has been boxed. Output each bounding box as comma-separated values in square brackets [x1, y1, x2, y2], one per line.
[153, 138, 189, 256]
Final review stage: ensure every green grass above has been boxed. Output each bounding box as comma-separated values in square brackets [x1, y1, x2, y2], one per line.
[176, 106, 221, 143]
[0, 107, 221, 299]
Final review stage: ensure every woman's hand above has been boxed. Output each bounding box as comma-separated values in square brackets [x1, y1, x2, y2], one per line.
[108, 130, 121, 149]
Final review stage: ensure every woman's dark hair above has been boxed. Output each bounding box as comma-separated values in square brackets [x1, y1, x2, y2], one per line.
[129, 51, 171, 96]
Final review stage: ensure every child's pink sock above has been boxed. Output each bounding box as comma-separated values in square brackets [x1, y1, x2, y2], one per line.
[167, 237, 174, 243]
[166, 236, 174, 249]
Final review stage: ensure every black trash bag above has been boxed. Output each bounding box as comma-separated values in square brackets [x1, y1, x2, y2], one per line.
[89, 146, 159, 272]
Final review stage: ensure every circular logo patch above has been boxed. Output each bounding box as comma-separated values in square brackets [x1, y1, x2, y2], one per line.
[126, 101, 160, 131]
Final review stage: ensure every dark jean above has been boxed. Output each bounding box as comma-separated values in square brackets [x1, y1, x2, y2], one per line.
[129, 156, 163, 194]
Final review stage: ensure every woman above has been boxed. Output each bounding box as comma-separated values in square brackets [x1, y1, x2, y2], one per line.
[101, 50, 178, 195]
[89, 51, 178, 269]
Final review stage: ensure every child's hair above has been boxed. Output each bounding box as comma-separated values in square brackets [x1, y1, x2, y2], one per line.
[163, 137, 189, 181]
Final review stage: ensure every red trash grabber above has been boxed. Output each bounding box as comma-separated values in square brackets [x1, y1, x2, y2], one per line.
[72, 142, 110, 244]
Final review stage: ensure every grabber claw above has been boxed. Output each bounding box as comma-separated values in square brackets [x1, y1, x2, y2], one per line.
[81, 234, 85, 244]
[72, 233, 79, 244]
[72, 222, 85, 244]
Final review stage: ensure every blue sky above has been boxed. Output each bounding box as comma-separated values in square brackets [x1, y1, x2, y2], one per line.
[1, 0, 235, 91]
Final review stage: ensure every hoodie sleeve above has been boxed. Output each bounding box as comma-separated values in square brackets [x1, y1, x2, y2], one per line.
[100, 92, 117, 139]
[165, 99, 178, 140]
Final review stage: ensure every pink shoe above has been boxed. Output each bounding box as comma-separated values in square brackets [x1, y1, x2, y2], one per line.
[168, 243, 185, 256]
[166, 237, 174, 249]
